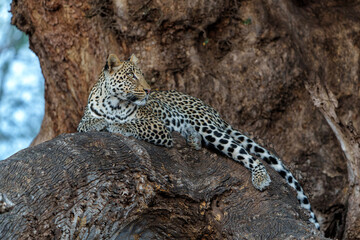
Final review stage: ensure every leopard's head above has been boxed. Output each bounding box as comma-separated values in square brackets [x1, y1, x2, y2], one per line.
[103, 54, 151, 106]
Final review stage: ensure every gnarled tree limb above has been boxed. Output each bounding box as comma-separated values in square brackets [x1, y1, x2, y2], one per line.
[0, 133, 325, 239]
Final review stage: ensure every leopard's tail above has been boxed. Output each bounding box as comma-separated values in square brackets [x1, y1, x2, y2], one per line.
[227, 127, 320, 230]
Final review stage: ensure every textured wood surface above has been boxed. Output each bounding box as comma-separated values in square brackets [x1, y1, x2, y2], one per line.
[0, 133, 326, 239]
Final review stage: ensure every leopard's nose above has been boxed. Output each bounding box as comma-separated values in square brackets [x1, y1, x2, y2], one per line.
[144, 89, 151, 95]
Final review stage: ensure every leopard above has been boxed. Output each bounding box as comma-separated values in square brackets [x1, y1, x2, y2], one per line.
[77, 54, 320, 230]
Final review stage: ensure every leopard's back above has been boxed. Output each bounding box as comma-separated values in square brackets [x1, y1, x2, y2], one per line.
[147, 90, 229, 130]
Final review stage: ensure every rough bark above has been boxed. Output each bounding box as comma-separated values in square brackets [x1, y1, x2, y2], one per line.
[9, 0, 360, 238]
[267, 2, 360, 239]
[0, 132, 326, 239]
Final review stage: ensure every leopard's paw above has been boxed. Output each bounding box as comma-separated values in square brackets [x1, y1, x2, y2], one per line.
[252, 165, 271, 191]
[182, 125, 202, 150]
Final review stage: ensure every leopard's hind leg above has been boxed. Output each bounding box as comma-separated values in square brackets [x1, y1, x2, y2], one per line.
[199, 127, 271, 191]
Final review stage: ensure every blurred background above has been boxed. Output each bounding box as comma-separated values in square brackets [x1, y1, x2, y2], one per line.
[0, 0, 44, 160]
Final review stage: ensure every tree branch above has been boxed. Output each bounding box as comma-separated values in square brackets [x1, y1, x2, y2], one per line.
[0, 132, 325, 239]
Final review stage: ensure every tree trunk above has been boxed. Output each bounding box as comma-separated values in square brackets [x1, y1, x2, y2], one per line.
[266, 2, 360, 239]
[9, 0, 360, 238]
[0, 132, 326, 239]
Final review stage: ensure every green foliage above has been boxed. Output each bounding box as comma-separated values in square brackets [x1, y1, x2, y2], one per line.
[242, 18, 252, 25]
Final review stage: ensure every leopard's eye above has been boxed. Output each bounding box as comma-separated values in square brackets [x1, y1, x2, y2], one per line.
[129, 73, 138, 80]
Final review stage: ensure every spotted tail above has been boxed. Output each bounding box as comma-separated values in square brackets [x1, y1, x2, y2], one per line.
[226, 127, 320, 230]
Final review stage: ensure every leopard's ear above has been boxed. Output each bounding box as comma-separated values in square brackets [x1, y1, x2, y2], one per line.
[129, 54, 139, 65]
[105, 54, 122, 73]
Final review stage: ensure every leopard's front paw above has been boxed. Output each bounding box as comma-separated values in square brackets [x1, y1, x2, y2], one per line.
[107, 124, 131, 136]
[252, 165, 271, 191]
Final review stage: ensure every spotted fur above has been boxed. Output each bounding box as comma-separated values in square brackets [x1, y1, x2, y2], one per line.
[78, 54, 320, 229]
